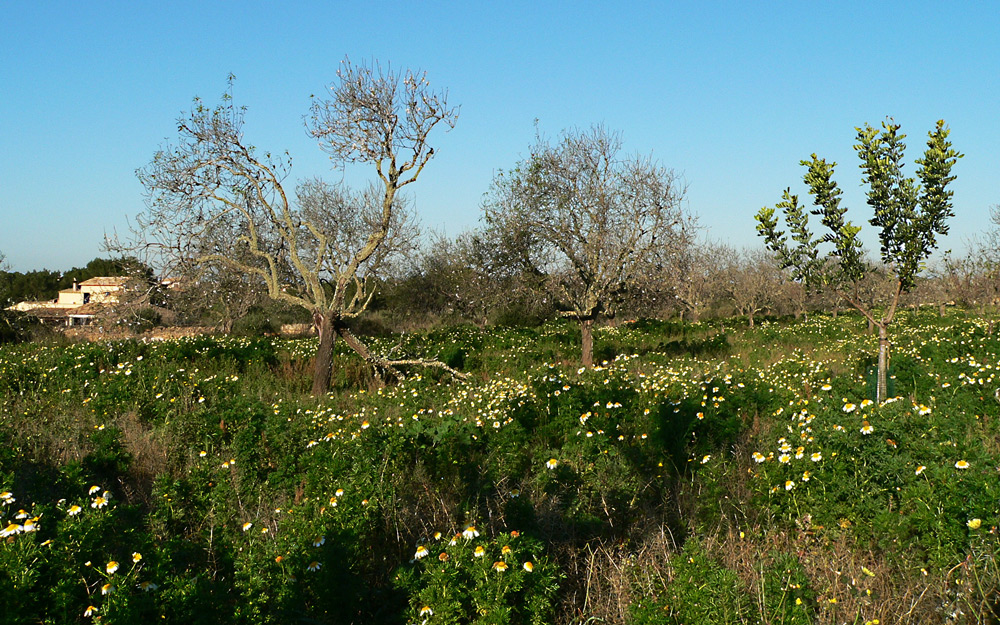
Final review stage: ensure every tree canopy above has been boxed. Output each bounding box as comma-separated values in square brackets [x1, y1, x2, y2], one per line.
[483, 125, 691, 366]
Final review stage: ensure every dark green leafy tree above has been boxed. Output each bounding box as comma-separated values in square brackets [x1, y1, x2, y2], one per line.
[0, 252, 31, 343]
[755, 119, 961, 401]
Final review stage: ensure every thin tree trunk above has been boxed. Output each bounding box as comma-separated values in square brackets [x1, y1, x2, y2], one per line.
[748, 310, 755, 328]
[877, 324, 889, 403]
[581, 318, 594, 368]
[311, 311, 336, 396]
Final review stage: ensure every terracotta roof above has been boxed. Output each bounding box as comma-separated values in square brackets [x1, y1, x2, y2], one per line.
[27, 303, 106, 318]
[29, 307, 77, 319]
[73, 303, 107, 315]
[79, 277, 126, 287]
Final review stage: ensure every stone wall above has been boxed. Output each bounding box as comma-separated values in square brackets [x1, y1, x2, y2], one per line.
[59, 324, 315, 342]
[61, 326, 218, 342]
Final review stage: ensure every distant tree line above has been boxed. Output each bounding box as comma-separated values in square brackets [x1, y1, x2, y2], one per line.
[12, 226, 999, 340]
[0, 257, 149, 303]
[356, 224, 1000, 339]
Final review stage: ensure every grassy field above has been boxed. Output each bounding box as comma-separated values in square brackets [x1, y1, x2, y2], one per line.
[1, 310, 998, 624]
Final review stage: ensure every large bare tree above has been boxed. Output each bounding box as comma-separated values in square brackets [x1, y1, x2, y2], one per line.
[483, 125, 690, 367]
[130, 59, 458, 393]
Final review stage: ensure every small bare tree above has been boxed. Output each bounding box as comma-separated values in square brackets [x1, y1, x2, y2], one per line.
[980, 205, 1000, 267]
[483, 125, 690, 367]
[166, 260, 269, 332]
[957, 211, 1000, 316]
[128, 59, 459, 393]
[611, 229, 705, 326]
[412, 229, 542, 327]
[0, 251, 8, 308]
[723, 248, 782, 328]
[665, 237, 724, 324]
[774, 271, 809, 319]
[0, 251, 20, 343]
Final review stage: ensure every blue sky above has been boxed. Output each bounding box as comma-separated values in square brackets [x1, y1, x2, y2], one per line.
[2, 1, 998, 272]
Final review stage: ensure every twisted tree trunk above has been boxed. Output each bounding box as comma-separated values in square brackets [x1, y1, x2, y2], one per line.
[311, 312, 336, 396]
[581, 317, 594, 369]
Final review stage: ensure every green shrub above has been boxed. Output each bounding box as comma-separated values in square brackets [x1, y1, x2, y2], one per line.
[231, 310, 278, 336]
[631, 538, 753, 625]
[395, 530, 560, 625]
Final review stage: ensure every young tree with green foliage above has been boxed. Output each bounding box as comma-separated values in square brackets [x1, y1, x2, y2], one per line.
[755, 119, 961, 401]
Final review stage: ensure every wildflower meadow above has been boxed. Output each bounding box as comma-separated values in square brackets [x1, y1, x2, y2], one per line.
[1, 309, 998, 624]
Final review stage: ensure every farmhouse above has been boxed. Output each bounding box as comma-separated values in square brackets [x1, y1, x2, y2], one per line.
[8, 277, 127, 326]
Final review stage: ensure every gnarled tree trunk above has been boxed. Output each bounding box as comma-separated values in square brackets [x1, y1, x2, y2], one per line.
[311, 312, 336, 396]
[581, 317, 594, 369]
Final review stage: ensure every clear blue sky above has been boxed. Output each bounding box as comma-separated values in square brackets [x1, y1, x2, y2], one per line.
[3, 1, 998, 272]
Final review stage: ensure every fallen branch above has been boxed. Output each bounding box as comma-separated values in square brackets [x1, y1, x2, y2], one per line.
[383, 357, 470, 380]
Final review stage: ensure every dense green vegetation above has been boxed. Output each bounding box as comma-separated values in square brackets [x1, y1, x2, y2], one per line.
[1, 310, 999, 624]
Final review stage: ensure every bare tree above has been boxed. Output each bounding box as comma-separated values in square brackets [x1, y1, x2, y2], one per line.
[972, 205, 1000, 307]
[411, 230, 525, 327]
[128, 59, 459, 393]
[979, 205, 1000, 268]
[722, 248, 782, 328]
[0, 250, 8, 309]
[166, 261, 269, 332]
[0, 251, 19, 343]
[614, 217, 703, 321]
[432, 225, 554, 326]
[773, 271, 809, 319]
[956, 210, 1000, 315]
[483, 125, 690, 367]
[667, 237, 725, 324]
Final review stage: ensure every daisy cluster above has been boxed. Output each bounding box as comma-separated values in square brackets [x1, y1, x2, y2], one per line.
[1, 488, 40, 538]
[410, 524, 533, 572]
[405, 526, 550, 622]
[0, 482, 162, 618]
[742, 316, 1000, 530]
